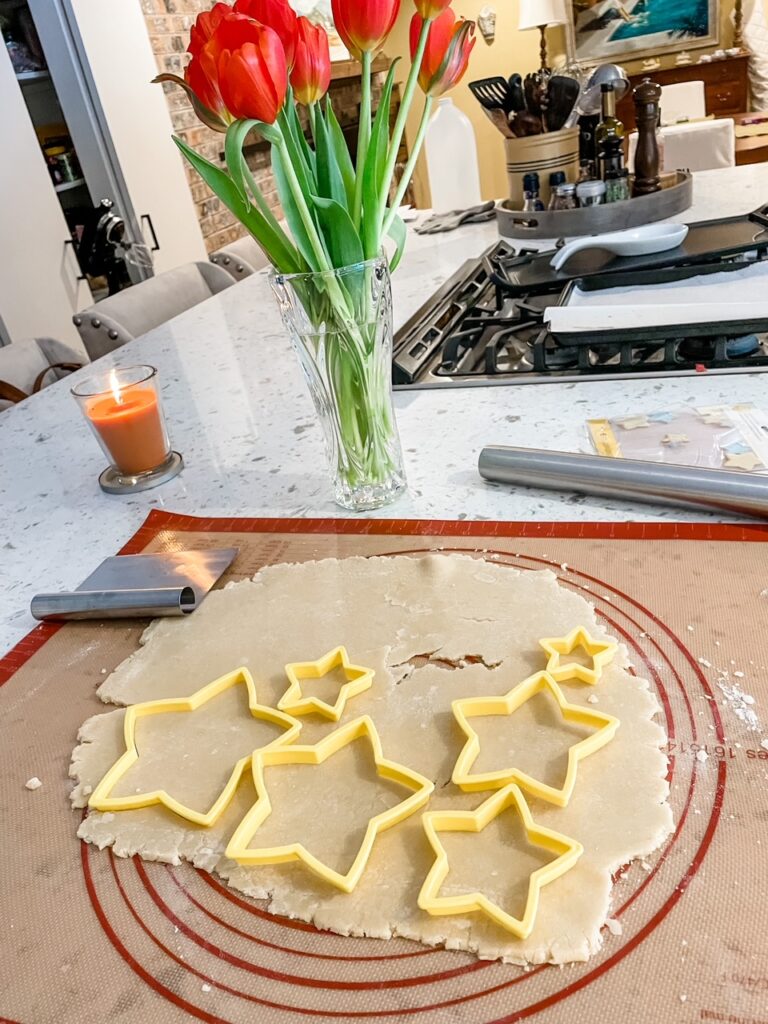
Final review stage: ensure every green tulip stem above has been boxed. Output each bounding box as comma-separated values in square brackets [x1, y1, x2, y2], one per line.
[275, 133, 331, 272]
[375, 17, 431, 240]
[308, 101, 318, 145]
[352, 49, 373, 230]
[382, 96, 433, 238]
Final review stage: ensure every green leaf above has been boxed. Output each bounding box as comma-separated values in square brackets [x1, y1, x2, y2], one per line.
[313, 108, 348, 210]
[361, 61, 398, 259]
[271, 142, 321, 271]
[325, 98, 356, 210]
[292, 106, 318, 178]
[311, 195, 364, 270]
[279, 105, 316, 195]
[386, 211, 407, 273]
[173, 135, 304, 275]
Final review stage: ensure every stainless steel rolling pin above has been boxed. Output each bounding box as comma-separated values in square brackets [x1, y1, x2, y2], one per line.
[478, 446, 768, 519]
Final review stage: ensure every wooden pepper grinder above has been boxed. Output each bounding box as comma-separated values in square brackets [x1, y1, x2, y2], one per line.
[633, 78, 662, 197]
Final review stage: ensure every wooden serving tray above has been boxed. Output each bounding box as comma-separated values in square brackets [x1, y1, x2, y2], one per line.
[496, 171, 693, 239]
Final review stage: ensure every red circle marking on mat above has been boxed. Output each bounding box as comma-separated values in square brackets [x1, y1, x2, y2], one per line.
[165, 865, 439, 961]
[127, 589, 690, 998]
[194, 869, 444, 958]
[81, 549, 724, 1023]
[138, 594, 689, 991]
[506, 552, 724, 741]
[89, 577, 713, 1020]
[135, 857, 490, 991]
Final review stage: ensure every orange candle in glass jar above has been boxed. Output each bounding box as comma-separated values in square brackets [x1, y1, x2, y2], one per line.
[87, 387, 168, 475]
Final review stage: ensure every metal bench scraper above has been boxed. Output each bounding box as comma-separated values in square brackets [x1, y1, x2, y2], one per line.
[30, 548, 238, 622]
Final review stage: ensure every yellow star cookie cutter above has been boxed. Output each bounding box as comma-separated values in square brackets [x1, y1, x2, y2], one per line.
[418, 783, 583, 940]
[226, 715, 434, 892]
[451, 672, 619, 806]
[539, 626, 618, 685]
[278, 646, 374, 721]
[89, 667, 301, 827]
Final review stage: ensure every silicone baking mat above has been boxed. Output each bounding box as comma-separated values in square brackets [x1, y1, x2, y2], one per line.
[1, 511, 767, 1024]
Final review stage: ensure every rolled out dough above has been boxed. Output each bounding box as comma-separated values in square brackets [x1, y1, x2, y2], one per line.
[70, 554, 673, 965]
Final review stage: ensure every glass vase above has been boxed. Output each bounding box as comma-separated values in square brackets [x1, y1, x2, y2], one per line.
[270, 257, 407, 512]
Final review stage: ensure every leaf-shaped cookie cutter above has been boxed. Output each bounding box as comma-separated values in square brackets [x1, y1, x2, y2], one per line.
[539, 626, 618, 686]
[418, 783, 583, 939]
[89, 667, 301, 826]
[278, 646, 374, 722]
[451, 671, 620, 806]
[226, 716, 434, 892]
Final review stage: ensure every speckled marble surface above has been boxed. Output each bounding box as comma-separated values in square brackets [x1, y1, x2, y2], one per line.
[2, 165, 768, 656]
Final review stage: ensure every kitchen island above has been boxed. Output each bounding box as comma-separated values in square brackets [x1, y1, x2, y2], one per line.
[1, 163, 767, 656]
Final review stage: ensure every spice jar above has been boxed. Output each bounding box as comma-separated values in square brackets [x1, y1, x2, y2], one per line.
[547, 171, 567, 210]
[576, 179, 607, 207]
[44, 145, 66, 185]
[605, 169, 631, 203]
[551, 183, 578, 211]
[57, 150, 80, 182]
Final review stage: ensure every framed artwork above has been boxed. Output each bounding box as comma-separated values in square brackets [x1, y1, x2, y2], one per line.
[290, 0, 350, 61]
[572, 0, 720, 64]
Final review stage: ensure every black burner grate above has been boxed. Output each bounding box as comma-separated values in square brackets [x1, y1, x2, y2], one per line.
[393, 240, 768, 388]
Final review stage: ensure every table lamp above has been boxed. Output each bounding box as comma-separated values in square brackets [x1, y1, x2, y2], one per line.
[518, 0, 569, 71]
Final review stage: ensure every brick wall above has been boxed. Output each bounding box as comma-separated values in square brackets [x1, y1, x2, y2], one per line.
[138, 0, 381, 256]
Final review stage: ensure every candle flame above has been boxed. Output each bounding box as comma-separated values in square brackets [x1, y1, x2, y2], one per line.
[109, 369, 123, 406]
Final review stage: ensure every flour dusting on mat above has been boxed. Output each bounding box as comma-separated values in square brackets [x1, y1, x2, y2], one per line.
[718, 679, 761, 731]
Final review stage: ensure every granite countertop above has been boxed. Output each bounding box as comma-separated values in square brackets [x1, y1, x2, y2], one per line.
[1, 164, 767, 656]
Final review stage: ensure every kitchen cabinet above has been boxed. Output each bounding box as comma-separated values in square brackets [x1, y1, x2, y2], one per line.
[67, 0, 207, 277]
[0, 33, 90, 351]
[617, 54, 750, 132]
[0, 0, 206, 349]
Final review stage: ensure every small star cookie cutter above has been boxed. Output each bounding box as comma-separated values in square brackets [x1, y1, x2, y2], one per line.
[278, 646, 374, 722]
[89, 667, 301, 827]
[418, 783, 583, 939]
[226, 716, 434, 892]
[539, 626, 618, 685]
[451, 672, 619, 806]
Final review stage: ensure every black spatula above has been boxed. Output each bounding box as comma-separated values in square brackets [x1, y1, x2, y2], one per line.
[546, 76, 581, 132]
[508, 73, 526, 113]
[469, 77, 514, 114]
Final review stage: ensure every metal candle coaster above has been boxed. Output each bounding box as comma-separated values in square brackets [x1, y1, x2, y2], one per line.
[98, 451, 184, 495]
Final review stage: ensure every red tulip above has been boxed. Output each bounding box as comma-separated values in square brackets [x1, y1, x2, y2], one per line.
[331, 0, 401, 57]
[214, 18, 288, 123]
[413, 0, 453, 18]
[188, 3, 231, 59]
[291, 18, 331, 105]
[410, 10, 475, 97]
[234, 0, 299, 69]
[184, 52, 229, 123]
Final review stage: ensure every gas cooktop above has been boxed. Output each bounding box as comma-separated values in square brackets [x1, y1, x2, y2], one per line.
[392, 238, 768, 389]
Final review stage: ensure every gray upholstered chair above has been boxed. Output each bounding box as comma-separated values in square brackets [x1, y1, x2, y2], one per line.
[73, 261, 234, 360]
[210, 235, 269, 282]
[0, 337, 86, 412]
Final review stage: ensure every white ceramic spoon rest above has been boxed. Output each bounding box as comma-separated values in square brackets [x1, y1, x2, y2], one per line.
[550, 224, 690, 272]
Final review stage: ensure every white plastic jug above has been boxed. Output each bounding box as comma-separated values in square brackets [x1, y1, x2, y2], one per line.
[424, 97, 482, 213]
